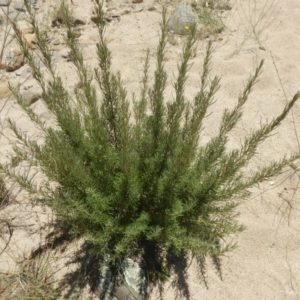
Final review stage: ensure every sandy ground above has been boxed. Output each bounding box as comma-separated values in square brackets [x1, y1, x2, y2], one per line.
[0, 0, 300, 299]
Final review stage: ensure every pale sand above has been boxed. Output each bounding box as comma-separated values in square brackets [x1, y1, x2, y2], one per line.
[0, 0, 300, 299]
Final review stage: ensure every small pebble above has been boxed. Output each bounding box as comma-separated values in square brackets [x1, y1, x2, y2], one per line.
[14, 2, 26, 12]
[0, 0, 10, 7]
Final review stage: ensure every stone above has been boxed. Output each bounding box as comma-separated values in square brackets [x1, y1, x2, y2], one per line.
[60, 48, 71, 59]
[5, 48, 24, 72]
[133, 6, 143, 13]
[0, 82, 12, 99]
[15, 65, 29, 78]
[113, 284, 143, 300]
[23, 83, 33, 90]
[8, 11, 26, 22]
[119, 258, 148, 299]
[39, 111, 53, 120]
[24, 33, 37, 49]
[0, 6, 8, 16]
[0, 0, 10, 6]
[21, 66, 30, 77]
[21, 26, 33, 35]
[72, 14, 87, 26]
[17, 21, 33, 35]
[21, 91, 39, 106]
[0, 6, 8, 17]
[167, 4, 197, 35]
[14, 2, 26, 12]
[52, 38, 60, 45]
[132, 0, 143, 3]
[73, 28, 81, 38]
[0, 61, 5, 69]
[26, 0, 37, 4]
[51, 51, 62, 62]
[96, 258, 148, 300]
[97, 266, 117, 300]
[91, 14, 100, 25]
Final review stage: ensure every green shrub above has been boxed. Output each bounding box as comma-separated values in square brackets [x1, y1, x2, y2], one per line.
[1, 0, 299, 284]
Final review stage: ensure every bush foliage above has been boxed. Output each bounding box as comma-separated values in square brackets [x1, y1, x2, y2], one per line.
[1, 0, 299, 283]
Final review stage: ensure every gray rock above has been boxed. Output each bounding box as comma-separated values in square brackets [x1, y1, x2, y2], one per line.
[98, 266, 118, 300]
[167, 4, 197, 35]
[21, 91, 39, 106]
[12, 0, 36, 10]
[0, 0, 10, 7]
[51, 52, 63, 63]
[113, 284, 143, 300]
[8, 11, 26, 22]
[73, 14, 87, 26]
[20, 66, 30, 78]
[14, 2, 25, 12]
[5, 48, 24, 72]
[16, 20, 33, 34]
[39, 111, 53, 121]
[133, 6, 143, 13]
[52, 38, 60, 45]
[97, 258, 148, 300]
[23, 83, 33, 90]
[0, 6, 9, 15]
